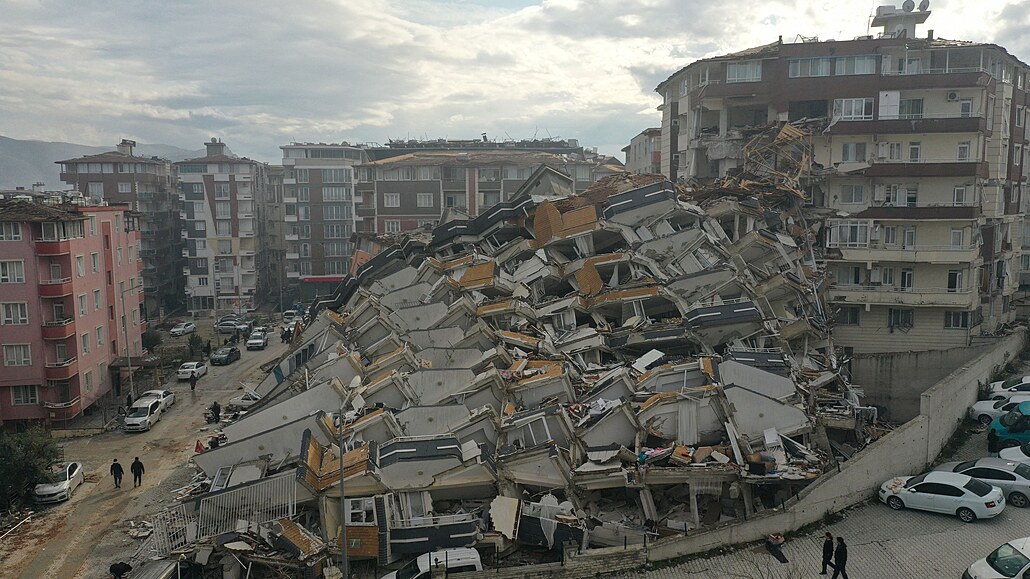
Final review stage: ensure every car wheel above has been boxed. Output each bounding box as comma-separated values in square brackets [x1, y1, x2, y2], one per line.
[146, 421, 152, 431]
[1002, 439, 1021, 449]
[886, 496, 904, 510]
[1010, 492, 1029, 508]
[957, 507, 977, 523]
[978, 414, 993, 426]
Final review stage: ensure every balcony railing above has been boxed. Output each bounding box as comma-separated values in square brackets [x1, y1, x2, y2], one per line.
[45, 357, 77, 368]
[881, 66, 989, 77]
[391, 511, 479, 529]
[831, 284, 972, 294]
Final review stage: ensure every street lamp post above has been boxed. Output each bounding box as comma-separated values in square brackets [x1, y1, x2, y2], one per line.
[119, 283, 139, 400]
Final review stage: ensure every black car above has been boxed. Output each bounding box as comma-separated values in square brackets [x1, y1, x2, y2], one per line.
[209, 346, 241, 365]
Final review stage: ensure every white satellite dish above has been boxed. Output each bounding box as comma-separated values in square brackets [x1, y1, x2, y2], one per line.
[902, 0, 915, 12]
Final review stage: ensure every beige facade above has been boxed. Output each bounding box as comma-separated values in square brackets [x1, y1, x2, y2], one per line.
[622, 128, 661, 174]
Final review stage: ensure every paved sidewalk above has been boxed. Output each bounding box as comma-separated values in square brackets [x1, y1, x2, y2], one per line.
[617, 427, 1018, 578]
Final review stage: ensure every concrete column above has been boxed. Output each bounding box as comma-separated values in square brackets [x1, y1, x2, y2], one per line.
[689, 484, 700, 528]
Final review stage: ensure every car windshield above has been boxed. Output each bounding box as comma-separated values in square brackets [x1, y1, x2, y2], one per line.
[127, 406, 150, 418]
[903, 473, 927, 488]
[995, 399, 1010, 410]
[1015, 463, 1030, 480]
[964, 478, 993, 497]
[1001, 410, 1024, 428]
[1020, 443, 1030, 458]
[1003, 377, 1027, 388]
[954, 460, 977, 472]
[395, 558, 423, 579]
[987, 543, 1030, 577]
[215, 348, 231, 355]
[50, 468, 69, 482]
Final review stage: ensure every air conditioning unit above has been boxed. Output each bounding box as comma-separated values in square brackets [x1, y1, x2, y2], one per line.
[947, 91, 960, 101]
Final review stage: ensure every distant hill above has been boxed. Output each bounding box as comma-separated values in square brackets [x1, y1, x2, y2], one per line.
[0, 136, 204, 189]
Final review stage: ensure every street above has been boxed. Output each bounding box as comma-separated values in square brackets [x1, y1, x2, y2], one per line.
[0, 331, 288, 579]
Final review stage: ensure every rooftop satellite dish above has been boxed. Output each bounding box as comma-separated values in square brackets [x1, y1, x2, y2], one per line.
[918, 0, 929, 10]
[902, 0, 915, 12]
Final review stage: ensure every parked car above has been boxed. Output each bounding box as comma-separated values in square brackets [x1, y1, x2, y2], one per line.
[246, 331, 268, 350]
[999, 442, 1030, 465]
[138, 389, 176, 412]
[210, 346, 241, 365]
[33, 461, 84, 503]
[970, 395, 1030, 426]
[228, 389, 262, 410]
[177, 361, 208, 380]
[169, 322, 196, 337]
[215, 320, 250, 334]
[965, 537, 1030, 579]
[282, 309, 298, 324]
[990, 376, 1030, 400]
[878, 470, 1005, 522]
[935, 458, 1030, 508]
[382, 548, 482, 579]
[124, 399, 163, 432]
[990, 401, 1030, 449]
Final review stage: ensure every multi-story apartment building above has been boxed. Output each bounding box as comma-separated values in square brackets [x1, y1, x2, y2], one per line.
[0, 199, 143, 428]
[57, 139, 183, 319]
[280, 144, 362, 300]
[622, 128, 662, 174]
[655, 4, 1027, 353]
[259, 165, 286, 307]
[175, 140, 267, 315]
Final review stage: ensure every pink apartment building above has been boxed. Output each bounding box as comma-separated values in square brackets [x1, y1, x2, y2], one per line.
[0, 199, 143, 430]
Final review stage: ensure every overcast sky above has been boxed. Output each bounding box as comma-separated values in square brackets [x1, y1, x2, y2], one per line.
[1, 0, 1028, 162]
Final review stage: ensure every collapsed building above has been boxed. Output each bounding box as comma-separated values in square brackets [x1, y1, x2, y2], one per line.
[142, 127, 870, 576]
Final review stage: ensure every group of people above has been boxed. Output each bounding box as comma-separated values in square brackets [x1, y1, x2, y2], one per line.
[108, 457, 145, 488]
[821, 532, 850, 578]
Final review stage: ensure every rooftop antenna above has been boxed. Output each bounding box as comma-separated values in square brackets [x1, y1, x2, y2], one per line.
[866, 1, 875, 36]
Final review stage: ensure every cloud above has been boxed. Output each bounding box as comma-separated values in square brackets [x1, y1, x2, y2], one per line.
[0, 0, 1025, 162]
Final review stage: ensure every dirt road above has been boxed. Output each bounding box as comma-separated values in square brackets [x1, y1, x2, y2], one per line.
[0, 336, 287, 579]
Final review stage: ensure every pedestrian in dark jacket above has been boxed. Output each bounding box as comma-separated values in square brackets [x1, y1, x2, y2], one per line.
[110, 459, 124, 488]
[190, 373, 198, 392]
[820, 532, 834, 574]
[831, 537, 849, 579]
[130, 457, 145, 487]
[988, 428, 1001, 455]
[211, 401, 221, 422]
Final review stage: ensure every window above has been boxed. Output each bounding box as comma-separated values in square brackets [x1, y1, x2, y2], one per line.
[883, 226, 897, 245]
[950, 229, 965, 248]
[214, 183, 230, 199]
[0, 261, 24, 283]
[957, 141, 971, 161]
[78, 294, 87, 316]
[298, 187, 310, 202]
[833, 98, 874, 121]
[887, 308, 914, 328]
[215, 202, 231, 219]
[325, 261, 346, 275]
[116, 248, 122, 266]
[216, 221, 231, 236]
[75, 255, 85, 277]
[898, 98, 924, 119]
[841, 143, 866, 163]
[903, 227, 916, 248]
[84, 370, 93, 392]
[322, 168, 350, 183]
[87, 182, 103, 198]
[900, 268, 914, 290]
[0, 223, 22, 241]
[4, 344, 30, 366]
[11, 384, 37, 404]
[1, 302, 27, 325]
[840, 184, 865, 203]
[417, 219, 438, 228]
[442, 167, 465, 181]
[1018, 106, 1026, 128]
[726, 60, 762, 83]
[948, 270, 964, 292]
[346, 498, 376, 524]
[300, 243, 311, 258]
[837, 306, 860, 325]
[788, 57, 831, 78]
[298, 205, 310, 221]
[835, 55, 876, 75]
[960, 99, 974, 118]
[197, 276, 209, 286]
[445, 193, 466, 209]
[96, 326, 104, 346]
[324, 224, 350, 238]
[117, 182, 132, 194]
[93, 289, 101, 310]
[881, 267, 895, 286]
[88, 215, 96, 235]
[323, 186, 350, 201]
[945, 311, 971, 329]
[1016, 145, 1023, 166]
[416, 193, 434, 208]
[384, 220, 401, 233]
[323, 241, 348, 256]
[218, 240, 232, 255]
[908, 142, 921, 162]
[384, 193, 400, 208]
[825, 220, 869, 247]
[295, 168, 309, 183]
[324, 205, 350, 220]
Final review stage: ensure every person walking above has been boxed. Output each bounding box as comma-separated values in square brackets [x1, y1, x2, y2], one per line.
[130, 457, 145, 487]
[211, 401, 221, 423]
[110, 458, 124, 488]
[988, 428, 1000, 457]
[190, 373, 198, 392]
[820, 532, 834, 574]
[831, 537, 849, 579]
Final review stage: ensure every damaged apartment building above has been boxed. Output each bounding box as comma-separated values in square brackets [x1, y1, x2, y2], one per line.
[655, 3, 1028, 353]
[141, 128, 865, 576]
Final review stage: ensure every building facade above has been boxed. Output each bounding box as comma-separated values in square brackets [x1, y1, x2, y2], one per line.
[655, 4, 1027, 353]
[57, 139, 183, 319]
[622, 128, 662, 174]
[176, 140, 267, 315]
[0, 200, 143, 428]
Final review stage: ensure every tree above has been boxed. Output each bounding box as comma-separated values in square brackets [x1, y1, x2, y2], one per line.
[187, 333, 204, 360]
[0, 427, 61, 511]
[141, 329, 163, 352]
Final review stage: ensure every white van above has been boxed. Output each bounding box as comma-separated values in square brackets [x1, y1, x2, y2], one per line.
[382, 548, 482, 579]
[282, 310, 298, 324]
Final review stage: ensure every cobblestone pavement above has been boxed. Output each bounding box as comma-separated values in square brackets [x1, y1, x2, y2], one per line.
[617, 427, 1025, 579]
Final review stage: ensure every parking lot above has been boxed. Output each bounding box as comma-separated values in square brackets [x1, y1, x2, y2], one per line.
[621, 427, 1026, 579]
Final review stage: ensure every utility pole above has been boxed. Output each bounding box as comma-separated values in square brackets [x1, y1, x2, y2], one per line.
[119, 283, 139, 400]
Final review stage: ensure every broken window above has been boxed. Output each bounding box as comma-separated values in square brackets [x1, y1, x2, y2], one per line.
[836, 306, 860, 326]
[347, 497, 376, 524]
[887, 308, 914, 328]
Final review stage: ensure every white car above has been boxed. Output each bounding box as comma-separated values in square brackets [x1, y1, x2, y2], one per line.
[936, 458, 1030, 508]
[177, 361, 208, 381]
[990, 376, 1030, 400]
[124, 399, 162, 432]
[228, 389, 262, 410]
[33, 462, 84, 503]
[999, 443, 1030, 465]
[169, 322, 196, 337]
[381, 548, 482, 579]
[246, 331, 268, 350]
[970, 396, 1030, 426]
[138, 389, 176, 412]
[965, 537, 1030, 579]
[878, 470, 1005, 522]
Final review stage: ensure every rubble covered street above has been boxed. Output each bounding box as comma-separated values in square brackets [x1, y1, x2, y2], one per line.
[133, 125, 883, 577]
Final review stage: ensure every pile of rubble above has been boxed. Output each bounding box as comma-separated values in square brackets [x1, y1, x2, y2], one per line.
[142, 126, 868, 574]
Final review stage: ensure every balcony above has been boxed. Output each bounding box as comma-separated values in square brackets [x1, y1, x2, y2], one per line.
[43, 397, 82, 421]
[824, 242, 980, 264]
[240, 249, 255, 256]
[41, 318, 75, 340]
[285, 233, 299, 241]
[828, 284, 976, 308]
[139, 249, 157, 257]
[284, 215, 298, 223]
[39, 277, 73, 297]
[216, 286, 238, 296]
[285, 252, 300, 260]
[864, 160, 989, 178]
[44, 357, 79, 380]
[284, 196, 298, 204]
[827, 113, 988, 136]
[36, 239, 72, 255]
[287, 271, 301, 279]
